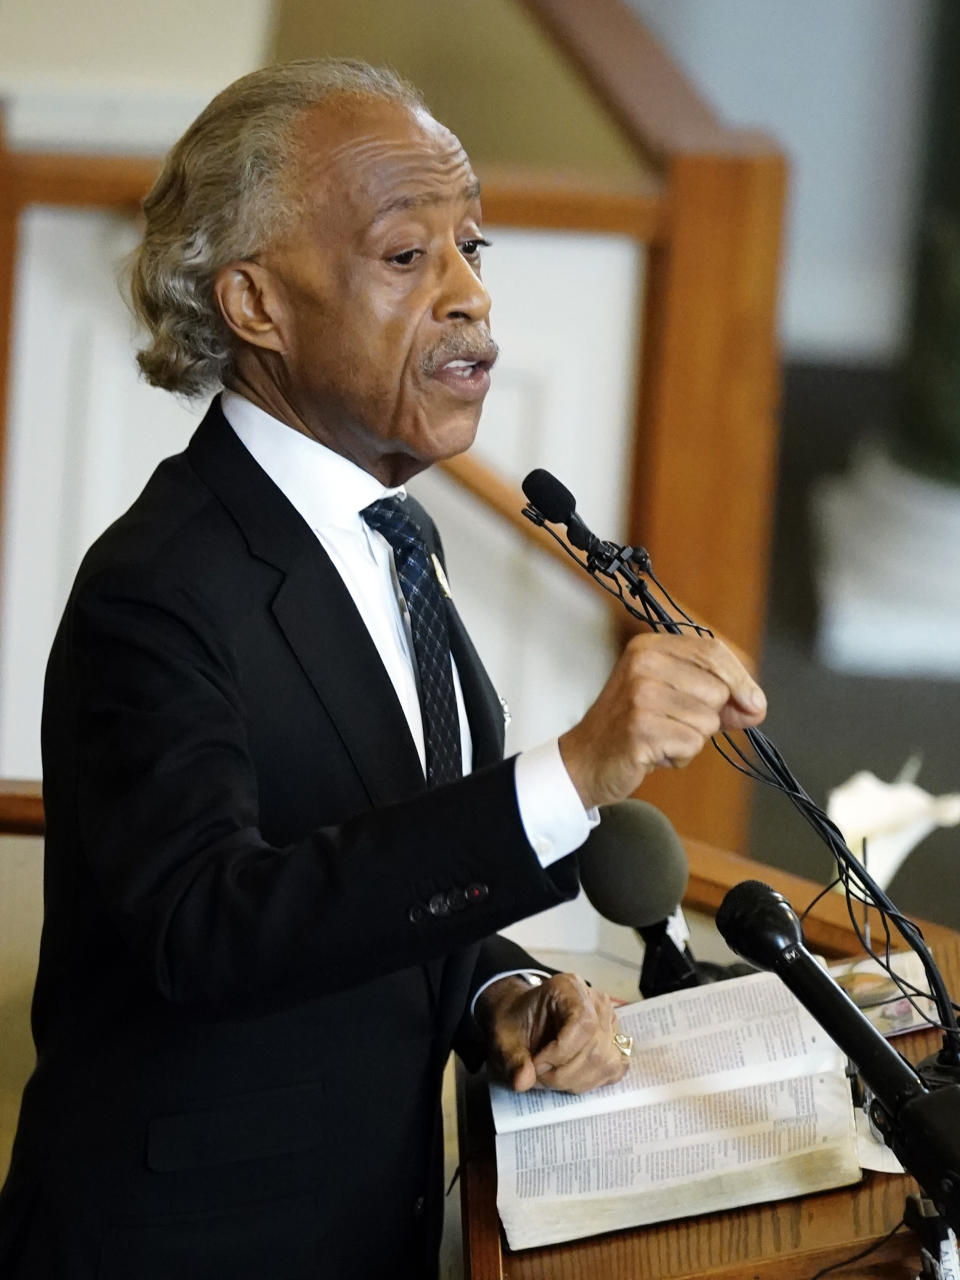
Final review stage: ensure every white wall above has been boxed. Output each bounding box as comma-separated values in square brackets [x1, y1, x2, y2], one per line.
[0, 0, 272, 94]
[629, 0, 935, 362]
[0, 0, 273, 152]
[0, 208, 198, 778]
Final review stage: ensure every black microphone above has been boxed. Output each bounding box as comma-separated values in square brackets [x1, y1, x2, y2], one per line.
[580, 800, 727, 997]
[522, 468, 654, 581]
[715, 880, 925, 1112]
[715, 879, 960, 1231]
[521, 468, 574, 524]
[521, 469, 603, 555]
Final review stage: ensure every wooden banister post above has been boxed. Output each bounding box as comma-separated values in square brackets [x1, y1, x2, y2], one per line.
[635, 151, 785, 657]
[630, 147, 786, 850]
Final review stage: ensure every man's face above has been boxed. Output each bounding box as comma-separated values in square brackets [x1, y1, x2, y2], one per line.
[248, 98, 498, 483]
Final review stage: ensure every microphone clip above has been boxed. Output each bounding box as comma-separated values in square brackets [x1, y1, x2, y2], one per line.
[584, 539, 637, 580]
[581, 536, 651, 586]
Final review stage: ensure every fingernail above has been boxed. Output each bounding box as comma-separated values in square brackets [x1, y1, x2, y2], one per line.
[748, 687, 767, 712]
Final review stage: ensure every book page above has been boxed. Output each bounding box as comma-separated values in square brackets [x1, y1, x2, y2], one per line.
[490, 970, 844, 1134]
[496, 1070, 860, 1250]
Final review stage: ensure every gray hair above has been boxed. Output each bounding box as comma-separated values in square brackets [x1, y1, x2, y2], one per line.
[129, 59, 425, 397]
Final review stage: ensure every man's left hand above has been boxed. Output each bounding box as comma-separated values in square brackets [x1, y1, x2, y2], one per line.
[475, 972, 629, 1094]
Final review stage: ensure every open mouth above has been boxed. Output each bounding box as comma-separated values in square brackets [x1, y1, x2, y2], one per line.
[442, 358, 488, 379]
[432, 356, 494, 398]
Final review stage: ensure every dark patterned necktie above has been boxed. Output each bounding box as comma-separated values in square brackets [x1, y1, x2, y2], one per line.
[361, 497, 462, 786]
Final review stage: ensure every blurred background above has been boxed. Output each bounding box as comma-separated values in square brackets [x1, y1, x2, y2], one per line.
[2, 5, 960, 1267]
[0, 0, 957, 938]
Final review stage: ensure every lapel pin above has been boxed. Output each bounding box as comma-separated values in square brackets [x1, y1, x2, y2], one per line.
[431, 553, 452, 599]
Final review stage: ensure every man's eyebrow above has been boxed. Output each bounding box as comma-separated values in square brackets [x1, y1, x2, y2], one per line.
[371, 178, 482, 225]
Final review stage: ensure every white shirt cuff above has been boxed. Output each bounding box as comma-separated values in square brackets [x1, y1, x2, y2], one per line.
[514, 738, 599, 868]
[470, 969, 551, 1018]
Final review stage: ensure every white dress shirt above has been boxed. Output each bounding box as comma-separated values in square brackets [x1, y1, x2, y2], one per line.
[222, 391, 596, 869]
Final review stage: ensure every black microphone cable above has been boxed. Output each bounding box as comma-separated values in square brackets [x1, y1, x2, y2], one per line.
[520, 469, 960, 1066]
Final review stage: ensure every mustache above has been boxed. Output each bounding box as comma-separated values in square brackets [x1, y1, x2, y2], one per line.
[421, 329, 500, 377]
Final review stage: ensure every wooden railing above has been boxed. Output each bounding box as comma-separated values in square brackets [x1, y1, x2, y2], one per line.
[0, 779, 42, 836]
[0, 0, 786, 855]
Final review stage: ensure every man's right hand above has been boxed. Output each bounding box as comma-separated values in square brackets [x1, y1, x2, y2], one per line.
[558, 634, 767, 811]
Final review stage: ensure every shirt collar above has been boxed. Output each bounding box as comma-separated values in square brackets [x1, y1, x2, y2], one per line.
[221, 391, 404, 533]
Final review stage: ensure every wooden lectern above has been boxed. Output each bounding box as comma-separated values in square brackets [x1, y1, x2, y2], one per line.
[457, 842, 960, 1280]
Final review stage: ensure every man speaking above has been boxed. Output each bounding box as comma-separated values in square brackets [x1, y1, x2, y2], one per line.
[0, 60, 766, 1278]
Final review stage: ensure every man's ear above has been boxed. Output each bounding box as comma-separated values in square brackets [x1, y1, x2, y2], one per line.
[214, 262, 287, 354]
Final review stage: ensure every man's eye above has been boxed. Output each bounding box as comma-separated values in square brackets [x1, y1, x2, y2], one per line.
[460, 237, 491, 259]
[388, 249, 421, 266]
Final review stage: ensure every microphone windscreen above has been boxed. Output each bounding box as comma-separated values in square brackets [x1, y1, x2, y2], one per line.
[522, 469, 576, 524]
[715, 879, 804, 969]
[579, 800, 689, 929]
[714, 879, 775, 939]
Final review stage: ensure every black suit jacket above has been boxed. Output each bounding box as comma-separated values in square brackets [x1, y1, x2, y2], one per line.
[0, 400, 578, 1279]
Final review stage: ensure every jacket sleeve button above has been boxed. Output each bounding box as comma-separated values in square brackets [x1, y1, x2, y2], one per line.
[428, 892, 450, 917]
[466, 882, 489, 904]
[408, 902, 427, 924]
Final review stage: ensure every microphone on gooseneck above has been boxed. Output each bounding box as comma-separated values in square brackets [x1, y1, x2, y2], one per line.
[522, 469, 602, 555]
[522, 467, 655, 587]
[579, 800, 750, 997]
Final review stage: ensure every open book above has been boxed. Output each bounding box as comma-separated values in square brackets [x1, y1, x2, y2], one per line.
[490, 957, 927, 1251]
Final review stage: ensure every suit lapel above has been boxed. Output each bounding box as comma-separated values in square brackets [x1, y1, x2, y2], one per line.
[186, 402, 425, 807]
[446, 601, 505, 767]
[270, 563, 425, 807]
